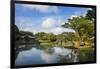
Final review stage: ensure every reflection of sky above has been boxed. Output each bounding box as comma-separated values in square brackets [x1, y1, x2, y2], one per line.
[15, 4, 90, 35]
[41, 51, 59, 63]
[15, 48, 46, 65]
[53, 47, 72, 55]
[15, 46, 78, 66]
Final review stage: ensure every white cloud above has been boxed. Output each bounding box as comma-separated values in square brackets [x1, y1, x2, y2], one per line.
[41, 51, 55, 63]
[50, 27, 75, 35]
[15, 17, 33, 29]
[52, 27, 63, 35]
[69, 15, 78, 19]
[41, 18, 56, 29]
[87, 8, 92, 10]
[15, 17, 38, 34]
[16, 17, 75, 35]
[17, 4, 58, 13]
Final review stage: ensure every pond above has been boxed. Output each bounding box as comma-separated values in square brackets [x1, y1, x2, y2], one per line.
[15, 44, 95, 66]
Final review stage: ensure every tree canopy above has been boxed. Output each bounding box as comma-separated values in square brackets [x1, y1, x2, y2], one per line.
[62, 16, 94, 47]
[86, 8, 95, 21]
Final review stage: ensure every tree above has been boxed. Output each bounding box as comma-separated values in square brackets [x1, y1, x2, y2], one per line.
[19, 31, 34, 36]
[86, 8, 95, 22]
[35, 32, 47, 40]
[47, 33, 56, 42]
[15, 25, 19, 34]
[15, 25, 20, 42]
[62, 16, 94, 47]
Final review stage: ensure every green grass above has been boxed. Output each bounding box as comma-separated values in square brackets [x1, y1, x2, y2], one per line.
[40, 42, 54, 46]
[39, 40, 51, 43]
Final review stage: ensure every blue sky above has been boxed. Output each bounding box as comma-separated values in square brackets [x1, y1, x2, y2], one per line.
[15, 4, 90, 35]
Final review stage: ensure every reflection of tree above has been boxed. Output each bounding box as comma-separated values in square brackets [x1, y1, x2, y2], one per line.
[78, 48, 95, 62]
[15, 44, 34, 60]
[56, 49, 79, 63]
[57, 54, 72, 63]
[14, 25, 40, 60]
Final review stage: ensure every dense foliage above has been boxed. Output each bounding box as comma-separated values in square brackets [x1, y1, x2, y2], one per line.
[62, 16, 94, 47]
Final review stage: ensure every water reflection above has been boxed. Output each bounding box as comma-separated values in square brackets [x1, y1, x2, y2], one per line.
[15, 44, 94, 66]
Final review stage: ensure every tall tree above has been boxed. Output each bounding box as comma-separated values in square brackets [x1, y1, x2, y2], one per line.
[62, 16, 94, 47]
[86, 8, 95, 22]
[15, 25, 19, 34]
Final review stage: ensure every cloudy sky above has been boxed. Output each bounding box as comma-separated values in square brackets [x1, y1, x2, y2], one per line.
[15, 4, 90, 35]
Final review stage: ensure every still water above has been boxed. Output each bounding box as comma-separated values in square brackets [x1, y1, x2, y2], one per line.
[15, 44, 94, 66]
